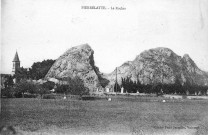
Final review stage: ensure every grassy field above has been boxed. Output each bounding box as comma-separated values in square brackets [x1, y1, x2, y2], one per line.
[1, 96, 208, 135]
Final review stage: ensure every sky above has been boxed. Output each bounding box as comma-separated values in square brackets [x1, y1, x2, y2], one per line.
[1, 0, 208, 74]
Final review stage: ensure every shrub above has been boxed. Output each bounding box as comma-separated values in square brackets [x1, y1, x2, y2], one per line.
[81, 96, 96, 100]
[14, 80, 37, 98]
[56, 76, 89, 96]
[1, 87, 15, 98]
[56, 84, 68, 94]
[67, 76, 89, 95]
[23, 94, 38, 98]
[36, 84, 51, 98]
[42, 81, 55, 90]
[12, 80, 53, 98]
[42, 94, 56, 99]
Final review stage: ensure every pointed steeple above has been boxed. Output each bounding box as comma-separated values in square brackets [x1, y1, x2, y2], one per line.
[12, 51, 20, 83]
[13, 51, 20, 62]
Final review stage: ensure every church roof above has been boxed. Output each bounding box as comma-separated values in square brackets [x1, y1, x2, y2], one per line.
[13, 51, 20, 62]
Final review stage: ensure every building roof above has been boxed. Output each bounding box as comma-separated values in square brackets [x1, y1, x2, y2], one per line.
[13, 51, 20, 62]
[0, 74, 11, 78]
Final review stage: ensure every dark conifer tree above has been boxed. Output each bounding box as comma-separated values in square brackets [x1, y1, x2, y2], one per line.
[114, 82, 121, 92]
[174, 78, 183, 94]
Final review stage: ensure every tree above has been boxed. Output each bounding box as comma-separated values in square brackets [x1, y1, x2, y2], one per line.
[174, 78, 183, 94]
[14, 80, 37, 98]
[56, 76, 89, 96]
[152, 83, 163, 95]
[1, 87, 15, 98]
[131, 81, 138, 93]
[182, 80, 192, 95]
[42, 81, 55, 90]
[136, 79, 143, 93]
[15, 67, 28, 80]
[142, 84, 152, 94]
[162, 84, 175, 94]
[56, 84, 68, 94]
[126, 77, 132, 93]
[67, 76, 89, 96]
[114, 82, 121, 92]
[36, 84, 50, 98]
[121, 77, 143, 93]
[3, 75, 14, 88]
[30, 59, 55, 80]
[99, 77, 110, 88]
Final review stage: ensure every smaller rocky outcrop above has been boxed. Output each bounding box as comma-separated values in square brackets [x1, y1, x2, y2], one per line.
[45, 44, 108, 91]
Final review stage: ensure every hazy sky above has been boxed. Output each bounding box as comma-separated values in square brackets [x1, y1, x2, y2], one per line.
[1, 0, 208, 74]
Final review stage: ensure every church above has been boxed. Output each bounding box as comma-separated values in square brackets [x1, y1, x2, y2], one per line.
[11, 51, 21, 83]
[0, 51, 21, 89]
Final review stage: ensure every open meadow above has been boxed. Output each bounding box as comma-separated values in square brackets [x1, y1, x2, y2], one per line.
[1, 96, 208, 135]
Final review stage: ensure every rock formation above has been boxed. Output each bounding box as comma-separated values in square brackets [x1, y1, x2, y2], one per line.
[107, 47, 208, 86]
[45, 45, 208, 91]
[45, 44, 109, 91]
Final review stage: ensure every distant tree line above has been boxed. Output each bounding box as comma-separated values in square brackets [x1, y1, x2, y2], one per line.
[113, 77, 208, 95]
[14, 59, 55, 81]
[1, 79, 55, 98]
[1, 76, 89, 98]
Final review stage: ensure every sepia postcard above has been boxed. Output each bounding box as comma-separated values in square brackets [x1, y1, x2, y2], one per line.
[1, 0, 208, 134]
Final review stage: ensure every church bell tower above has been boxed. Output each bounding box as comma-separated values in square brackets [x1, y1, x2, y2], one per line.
[12, 51, 20, 83]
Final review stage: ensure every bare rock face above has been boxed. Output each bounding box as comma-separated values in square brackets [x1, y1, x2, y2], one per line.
[107, 47, 208, 86]
[46, 45, 208, 91]
[45, 44, 108, 91]
[181, 54, 208, 85]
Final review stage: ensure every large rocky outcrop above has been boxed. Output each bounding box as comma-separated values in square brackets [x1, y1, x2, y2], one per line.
[45, 44, 109, 91]
[46, 45, 208, 91]
[107, 47, 208, 86]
